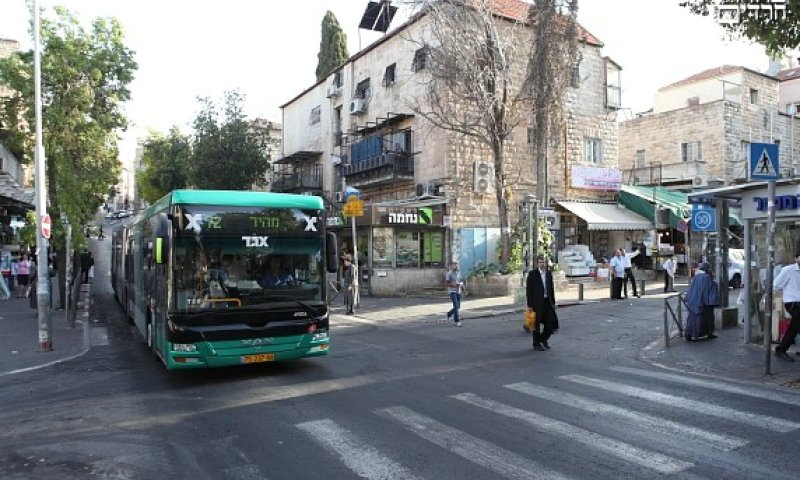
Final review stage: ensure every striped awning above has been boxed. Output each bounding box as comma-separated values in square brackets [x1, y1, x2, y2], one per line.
[558, 201, 652, 231]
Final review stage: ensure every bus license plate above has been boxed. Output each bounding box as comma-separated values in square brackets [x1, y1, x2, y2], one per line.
[241, 353, 275, 364]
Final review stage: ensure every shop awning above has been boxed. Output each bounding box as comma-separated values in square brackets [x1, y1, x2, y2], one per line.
[557, 201, 652, 231]
[620, 184, 741, 228]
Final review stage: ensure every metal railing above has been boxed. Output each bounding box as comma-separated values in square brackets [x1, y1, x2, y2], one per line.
[663, 292, 685, 346]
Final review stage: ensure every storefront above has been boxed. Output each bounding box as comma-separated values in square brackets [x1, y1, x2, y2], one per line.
[689, 179, 800, 345]
[330, 200, 448, 296]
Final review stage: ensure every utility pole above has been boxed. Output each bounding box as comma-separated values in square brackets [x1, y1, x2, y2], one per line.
[33, 0, 52, 351]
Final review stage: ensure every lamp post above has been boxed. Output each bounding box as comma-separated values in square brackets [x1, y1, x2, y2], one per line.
[33, 0, 52, 351]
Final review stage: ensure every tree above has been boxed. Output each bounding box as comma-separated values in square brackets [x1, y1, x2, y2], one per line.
[680, 0, 799, 54]
[0, 6, 136, 307]
[316, 11, 349, 81]
[407, 0, 532, 265]
[526, 0, 580, 205]
[137, 127, 191, 203]
[189, 90, 272, 190]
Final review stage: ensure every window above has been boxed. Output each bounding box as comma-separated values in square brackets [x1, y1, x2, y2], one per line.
[749, 88, 758, 104]
[788, 102, 800, 115]
[332, 71, 343, 88]
[681, 141, 702, 162]
[584, 138, 602, 164]
[570, 65, 580, 88]
[383, 63, 396, 86]
[309, 105, 321, 125]
[604, 59, 621, 109]
[635, 149, 646, 168]
[395, 231, 420, 268]
[372, 228, 394, 268]
[355, 78, 371, 99]
[412, 47, 429, 72]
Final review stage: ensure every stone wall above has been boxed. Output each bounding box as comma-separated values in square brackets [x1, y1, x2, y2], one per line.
[368, 267, 446, 296]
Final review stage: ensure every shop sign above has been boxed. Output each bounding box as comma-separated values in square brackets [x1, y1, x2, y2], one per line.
[753, 195, 800, 212]
[385, 207, 436, 225]
[571, 165, 622, 191]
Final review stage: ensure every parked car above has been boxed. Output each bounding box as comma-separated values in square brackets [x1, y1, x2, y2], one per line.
[728, 248, 745, 288]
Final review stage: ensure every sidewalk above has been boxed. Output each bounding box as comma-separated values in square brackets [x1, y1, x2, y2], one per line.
[0, 282, 91, 377]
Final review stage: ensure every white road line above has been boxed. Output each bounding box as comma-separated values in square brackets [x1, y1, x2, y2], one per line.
[610, 366, 800, 407]
[453, 393, 693, 475]
[296, 419, 421, 480]
[506, 382, 746, 451]
[561, 375, 800, 433]
[378, 406, 574, 480]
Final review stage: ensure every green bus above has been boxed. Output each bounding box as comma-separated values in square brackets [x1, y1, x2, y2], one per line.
[111, 190, 337, 370]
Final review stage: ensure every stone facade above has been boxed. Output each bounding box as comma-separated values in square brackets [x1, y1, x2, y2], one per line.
[620, 67, 800, 186]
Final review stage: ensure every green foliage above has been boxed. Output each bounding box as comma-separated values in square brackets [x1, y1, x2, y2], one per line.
[315, 11, 349, 81]
[18, 211, 36, 247]
[138, 127, 190, 203]
[189, 91, 272, 190]
[680, 0, 799, 54]
[0, 6, 137, 249]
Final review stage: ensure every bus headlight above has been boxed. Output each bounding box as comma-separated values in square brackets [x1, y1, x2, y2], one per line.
[311, 331, 329, 342]
[172, 343, 197, 352]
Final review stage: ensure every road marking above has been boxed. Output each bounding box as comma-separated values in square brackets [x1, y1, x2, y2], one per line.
[610, 366, 800, 407]
[506, 382, 746, 451]
[561, 375, 800, 433]
[296, 419, 421, 480]
[453, 393, 693, 475]
[378, 406, 574, 480]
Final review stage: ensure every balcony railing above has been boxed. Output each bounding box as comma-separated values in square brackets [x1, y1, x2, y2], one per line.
[271, 172, 323, 192]
[342, 152, 413, 177]
[626, 161, 704, 185]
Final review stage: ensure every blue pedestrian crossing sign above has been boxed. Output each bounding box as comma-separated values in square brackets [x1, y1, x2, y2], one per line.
[691, 204, 716, 232]
[750, 143, 779, 180]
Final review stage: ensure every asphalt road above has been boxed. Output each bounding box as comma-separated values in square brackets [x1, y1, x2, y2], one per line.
[1, 234, 799, 479]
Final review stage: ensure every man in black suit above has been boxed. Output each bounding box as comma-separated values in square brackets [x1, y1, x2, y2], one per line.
[526, 256, 558, 351]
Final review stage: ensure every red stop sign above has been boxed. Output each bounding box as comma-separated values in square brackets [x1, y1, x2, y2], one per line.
[41, 214, 51, 239]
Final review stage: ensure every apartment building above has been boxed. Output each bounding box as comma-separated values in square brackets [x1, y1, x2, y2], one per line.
[279, 1, 625, 294]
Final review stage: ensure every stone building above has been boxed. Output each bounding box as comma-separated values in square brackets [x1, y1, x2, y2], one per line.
[620, 65, 800, 187]
[279, 1, 626, 294]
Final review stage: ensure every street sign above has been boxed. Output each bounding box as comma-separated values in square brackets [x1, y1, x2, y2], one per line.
[750, 142, 779, 180]
[691, 204, 716, 232]
[343, 197, 364, 217]
[345, 186, 360, 199]
[677, 218, 688, 233]
[41, 213, 51, 239]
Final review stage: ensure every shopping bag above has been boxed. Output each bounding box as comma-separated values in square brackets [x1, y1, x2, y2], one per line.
[523, 308, 537, 332]
[88, 266, 95, 279]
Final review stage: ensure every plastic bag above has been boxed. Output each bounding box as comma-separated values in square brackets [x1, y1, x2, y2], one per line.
[524, 308, 537, 331]
[88, 266, 95, 279]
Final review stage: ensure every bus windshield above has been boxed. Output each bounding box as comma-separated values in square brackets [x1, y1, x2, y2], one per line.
[172, 235, 324, 311]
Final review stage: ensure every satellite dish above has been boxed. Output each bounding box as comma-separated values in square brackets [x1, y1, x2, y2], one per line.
[359, 0, 397, 33]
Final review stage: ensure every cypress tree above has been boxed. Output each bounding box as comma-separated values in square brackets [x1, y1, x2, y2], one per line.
[315, 11, 349, 81]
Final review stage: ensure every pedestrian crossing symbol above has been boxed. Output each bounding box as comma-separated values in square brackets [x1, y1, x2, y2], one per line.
[750, 142, 779, 180]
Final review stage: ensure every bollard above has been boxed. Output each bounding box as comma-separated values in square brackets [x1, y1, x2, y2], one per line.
[677, 293, 683, 335]
[639, 279, 646, 297]
[664, 297, 670, 347]
[578, 283, 584, 302]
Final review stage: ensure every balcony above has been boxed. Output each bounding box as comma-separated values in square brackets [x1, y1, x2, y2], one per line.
[271, 171, 323, 193]
[626, 161, 705, 186]
[341, 152, 414, 187]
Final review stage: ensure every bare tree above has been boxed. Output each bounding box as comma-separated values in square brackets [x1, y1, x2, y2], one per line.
[406, 0, 532, 264]
[527, 0, 580, 205]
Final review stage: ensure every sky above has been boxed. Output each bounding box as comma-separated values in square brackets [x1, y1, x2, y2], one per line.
[0, 0, 773, 167]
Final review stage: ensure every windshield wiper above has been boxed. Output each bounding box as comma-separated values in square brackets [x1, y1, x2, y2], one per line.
[245, 294, 319, 316]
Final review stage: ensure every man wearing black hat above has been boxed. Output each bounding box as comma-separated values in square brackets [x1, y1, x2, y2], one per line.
[773, 253, 800, 362]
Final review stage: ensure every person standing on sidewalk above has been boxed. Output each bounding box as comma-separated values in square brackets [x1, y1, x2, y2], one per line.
[342, 255, 356, 315]
[80, 249, 94, 284]
[15, 254, 31, 298]
[663, 254, 677, 293]
[609, 250, 625, 300]
[773, 253, 800, 362]
[445, 262, 464, 327]
[684, 262, 719, 341]
[526, 256, 557, 351]
[621, 247, 640, 298]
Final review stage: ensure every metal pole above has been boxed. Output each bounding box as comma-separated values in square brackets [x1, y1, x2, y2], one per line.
[764, 180, 776, 375]
[743, 219, 752, 344]
[351, 215, 359, 309]
[532, 198, 540, 262]
[33, 0, 52, 351]
[663, 298, 669, 346]
[65, 223, 72, 328]
[526, 200, 533, 273]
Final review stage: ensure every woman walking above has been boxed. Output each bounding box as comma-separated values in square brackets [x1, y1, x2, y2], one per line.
[15, 254, 31, 298]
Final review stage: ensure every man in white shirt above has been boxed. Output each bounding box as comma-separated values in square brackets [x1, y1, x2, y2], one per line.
[773, 253, 800, 362]
[621, 247, 640, 298]
[609, 250, 625, 300]
[663, 254, 677, 293]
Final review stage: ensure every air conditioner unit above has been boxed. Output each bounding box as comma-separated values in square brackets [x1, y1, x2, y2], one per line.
[473, 161, 494, 194]
[415, 182, 436, 197]
[692, 175, 709, 188]
[331, 155, 342, 166]
[326, 85, 341, 98]
[349, 98, 366, 115]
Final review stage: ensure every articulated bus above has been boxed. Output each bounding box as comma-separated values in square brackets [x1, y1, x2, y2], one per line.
[111, 190, 338, 369]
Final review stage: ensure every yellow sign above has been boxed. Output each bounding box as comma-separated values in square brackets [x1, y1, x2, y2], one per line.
[343, 197, 365, 217]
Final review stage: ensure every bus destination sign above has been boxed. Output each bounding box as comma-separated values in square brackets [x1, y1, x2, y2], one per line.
[174, 207, 321, 236]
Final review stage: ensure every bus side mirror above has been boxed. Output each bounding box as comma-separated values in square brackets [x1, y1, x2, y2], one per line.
[155, 213, 171, 265]
[326, 232, 338, 273]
